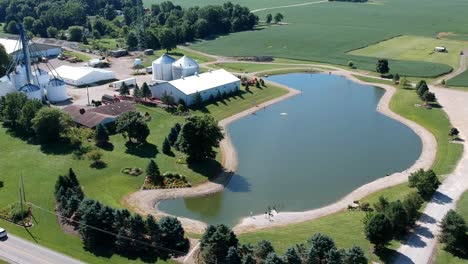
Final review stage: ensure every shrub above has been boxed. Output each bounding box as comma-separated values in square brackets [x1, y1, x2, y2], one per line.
[86, 149, 103, 165]
[121, 167, 143, 176]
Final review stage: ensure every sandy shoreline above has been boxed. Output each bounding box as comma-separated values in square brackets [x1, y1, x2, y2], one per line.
[123, 70, 437, 234]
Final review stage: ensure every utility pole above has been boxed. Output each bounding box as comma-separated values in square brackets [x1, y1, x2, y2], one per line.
[87, 85, 90, 106]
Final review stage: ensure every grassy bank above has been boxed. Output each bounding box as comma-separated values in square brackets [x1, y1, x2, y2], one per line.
[0, 80, 288, 263]
[447, 70, 468, 89]
[238, 73, 463, 263]
[435, 191, 468, 264]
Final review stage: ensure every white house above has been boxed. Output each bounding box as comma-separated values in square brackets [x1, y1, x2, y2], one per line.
[150, 69, 240, 106]
[51, 65, 116, 86]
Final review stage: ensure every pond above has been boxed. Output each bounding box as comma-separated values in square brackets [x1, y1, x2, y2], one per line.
[158, 73, 422, 226]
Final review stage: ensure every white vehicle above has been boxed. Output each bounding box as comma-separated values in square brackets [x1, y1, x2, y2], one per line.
[0, 228, 7, 238]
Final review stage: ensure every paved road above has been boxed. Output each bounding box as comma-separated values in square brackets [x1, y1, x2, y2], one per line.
[393, 87, 468, 264]
[0, 234, 85, 264]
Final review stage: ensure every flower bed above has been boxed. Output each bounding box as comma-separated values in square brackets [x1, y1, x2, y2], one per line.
[142, 172, 191, 189]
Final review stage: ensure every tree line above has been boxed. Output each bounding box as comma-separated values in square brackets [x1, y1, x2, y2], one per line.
[54, 168, 189, 260]
[1, 0, 259, 52]
[200, 224, 368, 264]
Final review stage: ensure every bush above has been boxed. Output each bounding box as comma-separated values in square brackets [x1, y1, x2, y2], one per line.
[121, 167, 143, 176]
[86, 149, 103, 165]
[408, 169, 440, 199]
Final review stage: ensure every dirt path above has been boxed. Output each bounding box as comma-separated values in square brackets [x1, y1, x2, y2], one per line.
[251, 0, 328, 13]
[393, 86, 468, 264]
[435, 49, 468, 84]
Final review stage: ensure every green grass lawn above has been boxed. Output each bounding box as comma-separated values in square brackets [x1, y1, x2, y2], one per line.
[349, 35, 468, 70]
[239, 74, 463, 263]
[80, 38, 125, 51]
[447, 69, 468, 88]
[62, 50, 91, 63]
[140, 48, 216, 67]
[210, 62, 313, 74]
[0, 81, 288, 263]
[177, 0, 468, 77]
[435, 190, 468, 264]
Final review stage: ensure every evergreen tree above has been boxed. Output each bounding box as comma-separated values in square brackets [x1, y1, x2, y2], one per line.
[168, 127, 179, 146]
[373, 196, 390, 212]
[129, 214, 146, 253]
[141, 82, 152, 99]
[439, 210, 467, 255]
[193, 91, 203, 108]
[254, 240, 275, 261]
[159, 216, 188, 252]
[115, 227, 131, 254]
[343, 246, 368, 264]
[402, 192, 423, 223]
[408, 169, 440, 199]
[284, 247, 302, 264]
[162, 137, 171, 154]
[242, 254, 255, 264]
[146, 215, 161, 248]
[133, 84, 141, 98]
[79, 200, 102, 250]
[201, 225, 239, 264]
[146, 159, 161, 184]
[119, 82, 130, 95]
[307, 233, 336, 263]
[264, 252, 284, 264]
[266, 14, 273, 24]
[385, 200, 409, 235]
[225, 247, 242, 264]
[364, 213, 393, 250]
[94, 124, 109, 146]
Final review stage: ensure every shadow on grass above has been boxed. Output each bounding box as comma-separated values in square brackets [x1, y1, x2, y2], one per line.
[376, 247, 414, 264]
[97, 142, 114, 152]
[90, 161, 107, 169]
[188, 159, 222, 179]
[40, 142, 77, 155]
[125, 142, 159, 158]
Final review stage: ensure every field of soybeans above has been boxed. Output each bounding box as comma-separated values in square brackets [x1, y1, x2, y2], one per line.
[146, 0, 468, 77]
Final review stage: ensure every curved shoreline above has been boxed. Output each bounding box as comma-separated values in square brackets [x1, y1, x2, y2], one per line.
[123, 70, 437, 234]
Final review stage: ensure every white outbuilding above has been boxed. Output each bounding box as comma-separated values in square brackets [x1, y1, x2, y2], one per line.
[51, 65, 116, 86]
[172, 56, 199, 80]
[150, 69, 240, 106]
[152, 54, 176, 81]
[0, 38, 62, 59]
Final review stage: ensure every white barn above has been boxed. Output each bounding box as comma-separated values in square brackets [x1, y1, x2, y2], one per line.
[150, 69, 240, 106]
[0, 38, 62, 59]
[51, 65, 116, 86]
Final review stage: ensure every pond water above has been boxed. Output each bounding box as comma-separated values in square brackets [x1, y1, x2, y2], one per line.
[158, 73, 422, 226]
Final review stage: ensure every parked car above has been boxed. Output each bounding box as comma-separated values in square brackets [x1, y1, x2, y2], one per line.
[0, 228, 7, 238]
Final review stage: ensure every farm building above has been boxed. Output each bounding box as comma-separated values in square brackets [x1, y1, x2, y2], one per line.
[152, 54, 200, 81]
[150, 69, 240, 106]
[435, 46, 447, 52]
[0, 38, 62, 59]
[51, 65, 116, 86]
[63, 101, 135, 128]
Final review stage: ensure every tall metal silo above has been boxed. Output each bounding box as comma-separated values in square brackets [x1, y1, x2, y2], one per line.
[172, 56, 199, 80]
[152, 54, 176, 81]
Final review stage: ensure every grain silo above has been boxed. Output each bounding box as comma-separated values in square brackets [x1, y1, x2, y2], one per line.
[19, 84, 42, 100]
[152, 54, 176, 81]
[172, 56, 199, 80]
[46, 78, 68, 102]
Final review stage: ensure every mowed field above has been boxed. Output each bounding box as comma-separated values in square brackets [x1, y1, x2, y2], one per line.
[447, 70, 468, 88]
[148, 0, 468, 77]
[349, 35, 468, 70]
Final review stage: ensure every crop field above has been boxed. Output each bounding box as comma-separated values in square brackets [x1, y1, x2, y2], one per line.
[143, 0, 314, 10]
[447, 70, 468, 88]
[349, 35, 468, 70]
[155, 0, 468, 77]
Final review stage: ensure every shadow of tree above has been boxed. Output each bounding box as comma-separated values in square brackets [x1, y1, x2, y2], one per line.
[125, 142, 158, 158]
[377, 247, 415, 264]
[40, 142, 77, 155]
[97, 142, 115, 152]
[188, 159, 222, 179]
[90, 161, 107, 169]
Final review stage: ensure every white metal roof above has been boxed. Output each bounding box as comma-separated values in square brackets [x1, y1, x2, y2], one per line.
[168, 69, 240, 95]
[0, 38, 20, 54]
[172, 56, 198, 69]
[51, 65, 115, 81]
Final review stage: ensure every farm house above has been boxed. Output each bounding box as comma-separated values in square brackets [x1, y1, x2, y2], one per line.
[150, 69, 240, 106]
[51, 65, 116, 86]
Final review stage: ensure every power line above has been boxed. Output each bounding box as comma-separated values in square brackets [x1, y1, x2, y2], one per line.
[27, 202, 187, 256]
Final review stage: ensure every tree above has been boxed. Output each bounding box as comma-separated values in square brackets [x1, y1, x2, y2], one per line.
[1, 92, 28, 128]
[193, 91, 203, 108]
[176, 115, 224, 161]
[141, 82, 152, 99]
[168, 126, 180, 146]
[266, 14, 273, 24]
[402, 192, 423, 223]
[364, 213, 393, 250]
[373, 196, 390, 213]
[68, 26, 83, 42]
[146, 214, 161, 247]
[32, 108, 73, 143]
[158, 28, 177, 52]
[47, 26, 58, 38]
[126, 31, 138, 49]
[115, 227, 131, 253]
[133, 84, 141, 98]
[159, 216, 188, 252]
[94, 124, 109, 146]
[163, 137, 171, 154]
[416, 80, 429, 97]
[449, 127, 459, 139]
[385, 200, 409, 235]
[274, 13, 284, 23]
[242, 254, 256, 264]
[325, 248, 342, 264]
[439, 210, 467, 255]
[284, 247, 302, 264]
[422, 91, 436, 104]
[18, 99, 43, 134]
[79, 200, 102, 249]
[264, 252, 284, 264]
[408, 169, 440, 199]
[6, 21, 19, 34]
[376, 59, 390, 76]
[393, 73, 400, 83]
[0, 43, 9, 76]
[343, 246, 368, 264]
[201, 225, 239, 263]
[86, 149, 103, 165]
[254, 240, 275, 261]
[23, 16, 35, 32]
[119, 82, 130, 95]
[225, 247, 242, 264]
[115, 111, 150, 143]
[307, 233, 337, 262]
[146, 159, 161, 184]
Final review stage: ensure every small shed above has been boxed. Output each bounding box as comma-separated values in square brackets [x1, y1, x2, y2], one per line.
[144, 49, 154, 55]
[435, 46, 447, 52]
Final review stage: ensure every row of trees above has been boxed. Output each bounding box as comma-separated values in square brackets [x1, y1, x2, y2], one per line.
[415, 80, 437, 105]
[265, 13, 284, 24]
[363, 169, 440, 250]
[0, 93, 74, 143]
[200, 225, 368, 264]
[54, 168, 189, 259]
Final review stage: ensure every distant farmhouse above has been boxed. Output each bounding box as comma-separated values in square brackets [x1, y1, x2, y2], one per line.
[63, 101, 135, 128]
[149, 54, 240, 106]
